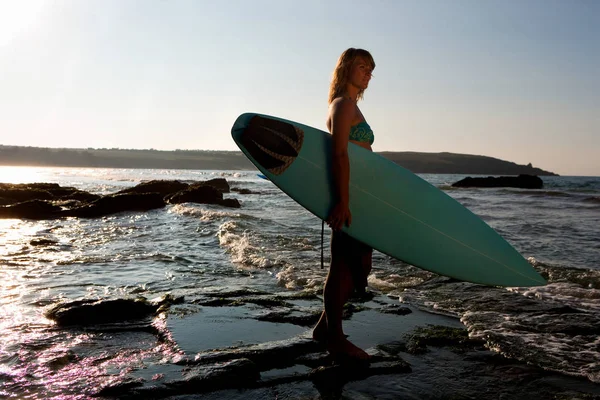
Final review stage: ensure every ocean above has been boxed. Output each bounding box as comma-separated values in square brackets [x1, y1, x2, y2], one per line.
[1, 166, 599, 399]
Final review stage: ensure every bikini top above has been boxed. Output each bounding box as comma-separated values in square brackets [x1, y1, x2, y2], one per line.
[349, 121, 374, 145]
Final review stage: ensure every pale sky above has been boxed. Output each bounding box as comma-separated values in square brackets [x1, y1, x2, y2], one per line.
[0, 0, 598, 176]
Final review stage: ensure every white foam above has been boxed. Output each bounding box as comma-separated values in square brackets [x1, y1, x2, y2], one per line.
[461, 308, 600, 383]
[367, 274, 397, 291]
[216, 222, 273, 269]
[508, 282, 600, 312]
[169, 204, 239, 221]
[275, 265, 324, 290]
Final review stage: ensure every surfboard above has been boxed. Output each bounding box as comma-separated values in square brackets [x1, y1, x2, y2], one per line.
[231, 113, 546, 287]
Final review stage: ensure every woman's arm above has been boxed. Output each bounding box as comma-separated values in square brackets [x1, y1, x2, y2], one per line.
[327, 99, 355, 231]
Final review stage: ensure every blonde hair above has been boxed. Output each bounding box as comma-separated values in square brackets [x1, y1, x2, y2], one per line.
[328, 48, 375, 104]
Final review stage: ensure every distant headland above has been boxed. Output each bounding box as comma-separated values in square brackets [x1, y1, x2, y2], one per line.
[0, 145, 558, 176]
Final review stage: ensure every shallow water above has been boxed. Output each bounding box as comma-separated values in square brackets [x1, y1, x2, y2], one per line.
[1, 166, 599, 398]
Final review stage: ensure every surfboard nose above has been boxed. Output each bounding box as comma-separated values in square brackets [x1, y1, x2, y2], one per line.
[234, 115, 304, 176]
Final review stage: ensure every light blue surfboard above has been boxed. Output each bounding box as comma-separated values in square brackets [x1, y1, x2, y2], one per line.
[231, 113, 546, 287]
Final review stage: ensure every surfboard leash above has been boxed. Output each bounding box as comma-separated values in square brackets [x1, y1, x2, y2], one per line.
[321, 220, 325, 269]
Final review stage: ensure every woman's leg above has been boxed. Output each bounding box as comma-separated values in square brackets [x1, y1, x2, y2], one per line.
[313, 232, 370, 359]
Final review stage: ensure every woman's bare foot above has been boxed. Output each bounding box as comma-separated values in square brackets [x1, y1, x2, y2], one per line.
[327, 336, 370, 361]
[312, 316, 349, 344]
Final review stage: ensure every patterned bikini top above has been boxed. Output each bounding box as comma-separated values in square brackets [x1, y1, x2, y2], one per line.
[349, 121, 374, 145]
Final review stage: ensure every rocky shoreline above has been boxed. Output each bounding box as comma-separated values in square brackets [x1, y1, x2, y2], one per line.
[0, 178, 243, 220]
[32, 286, 600, 399]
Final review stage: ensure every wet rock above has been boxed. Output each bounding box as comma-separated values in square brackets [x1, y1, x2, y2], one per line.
[405, 325, 484, 354]
[66, 193, 166, 218]
[232, 188, 258, 195]
[220, 198, 241, 208]
[45, 295, 181, 326]
[294, 352, 331, 368]
[0, 184, 55, 203]
[116, 180, 189, 196]
[195, 298, 243, 307]
[309, 357, 410, 390]
[260, 364, 312, 384]
[0, 183, 99, 204]
[0, 200, 63, 220]
[166, 185, 230, 207]
[343, 303, 369, 318]
[246, 297, 293, 308]
[256, 310, 322, 327]
[46, 298, 157, 326]
[166, 358, 259, 393]
[199, 178, 230, 193]
[46, 351, 78, 370]
[193, 336, 322, 371]
[204, 289, 270, 298]
[59, 190, 100, 203]
[30, 238, 59, 246]
[376, 340, 408, 355]
[452, 174, 543, 189]
[378, 304, 412, 315]
[96, 377, 145, 397]
[51, 199, 82, 210]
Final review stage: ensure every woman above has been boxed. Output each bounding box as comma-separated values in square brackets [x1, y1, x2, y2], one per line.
[313, 48, 376, 361]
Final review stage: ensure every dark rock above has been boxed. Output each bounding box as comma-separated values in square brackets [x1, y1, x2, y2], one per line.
[116, 180, 189, 196]
[0, 183, 99, 208]
[378, 304, 413, 316]
[195, 298, 243, 307]
[405, 325, 480, 354]
[45, 351, 78, 370]
[220, 198, 241, 208]
[66, 193, 165, 218]
[166, 185, 240, 208]
[199, 178, 230, 193]
[309, 357, 410, 390]
[166, 185, 222, 205]
[0, 183, 99, 204]
[30, 238, 59, 246]
[0, 187, 54, 203]
[51, 199, 83, 210]
[294, 352, 331, 368]
[45, 295, 181, 326]
[96, 377, 145, 397]
[0, 200, 63, 220]
[193, 337, 322, 370]
[244, 297, 293, 308]
[204, 289, 269, 298]
[256, 310, 322, 327]
[376, 340, 408, 355]
[452, 174, 543, 189]
[232, 188, 256, 194]
[45, 298, 158, 326]
[59, 190, 100, 203]
[166, 358, 259, 393]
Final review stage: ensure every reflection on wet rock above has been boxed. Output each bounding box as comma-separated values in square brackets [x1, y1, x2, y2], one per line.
[45, 295, 183, 326]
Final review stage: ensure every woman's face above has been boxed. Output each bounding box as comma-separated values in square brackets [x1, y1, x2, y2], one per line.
[349, 56, 373, 91]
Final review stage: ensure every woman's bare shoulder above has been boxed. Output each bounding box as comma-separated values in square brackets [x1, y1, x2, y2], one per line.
[329, 97, 356, 116]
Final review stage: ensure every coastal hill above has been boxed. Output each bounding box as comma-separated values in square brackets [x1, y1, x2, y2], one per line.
[0, 145, 557, 176]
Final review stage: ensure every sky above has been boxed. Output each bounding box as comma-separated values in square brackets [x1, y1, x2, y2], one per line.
[0, 0, 598, 176]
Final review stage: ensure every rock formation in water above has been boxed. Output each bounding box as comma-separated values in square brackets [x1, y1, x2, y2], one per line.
[0, 178, 242, 220]
[452, 174, 544, 189]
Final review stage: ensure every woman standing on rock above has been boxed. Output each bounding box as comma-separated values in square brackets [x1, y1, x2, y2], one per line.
[312, 48, 376, 361]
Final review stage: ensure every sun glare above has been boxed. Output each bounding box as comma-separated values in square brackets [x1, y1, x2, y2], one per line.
[0, 1, 46, 47]
[0, 166, 45, 184]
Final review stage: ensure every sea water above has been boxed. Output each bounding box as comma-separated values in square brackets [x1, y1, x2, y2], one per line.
[0, 166, 598, 397]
